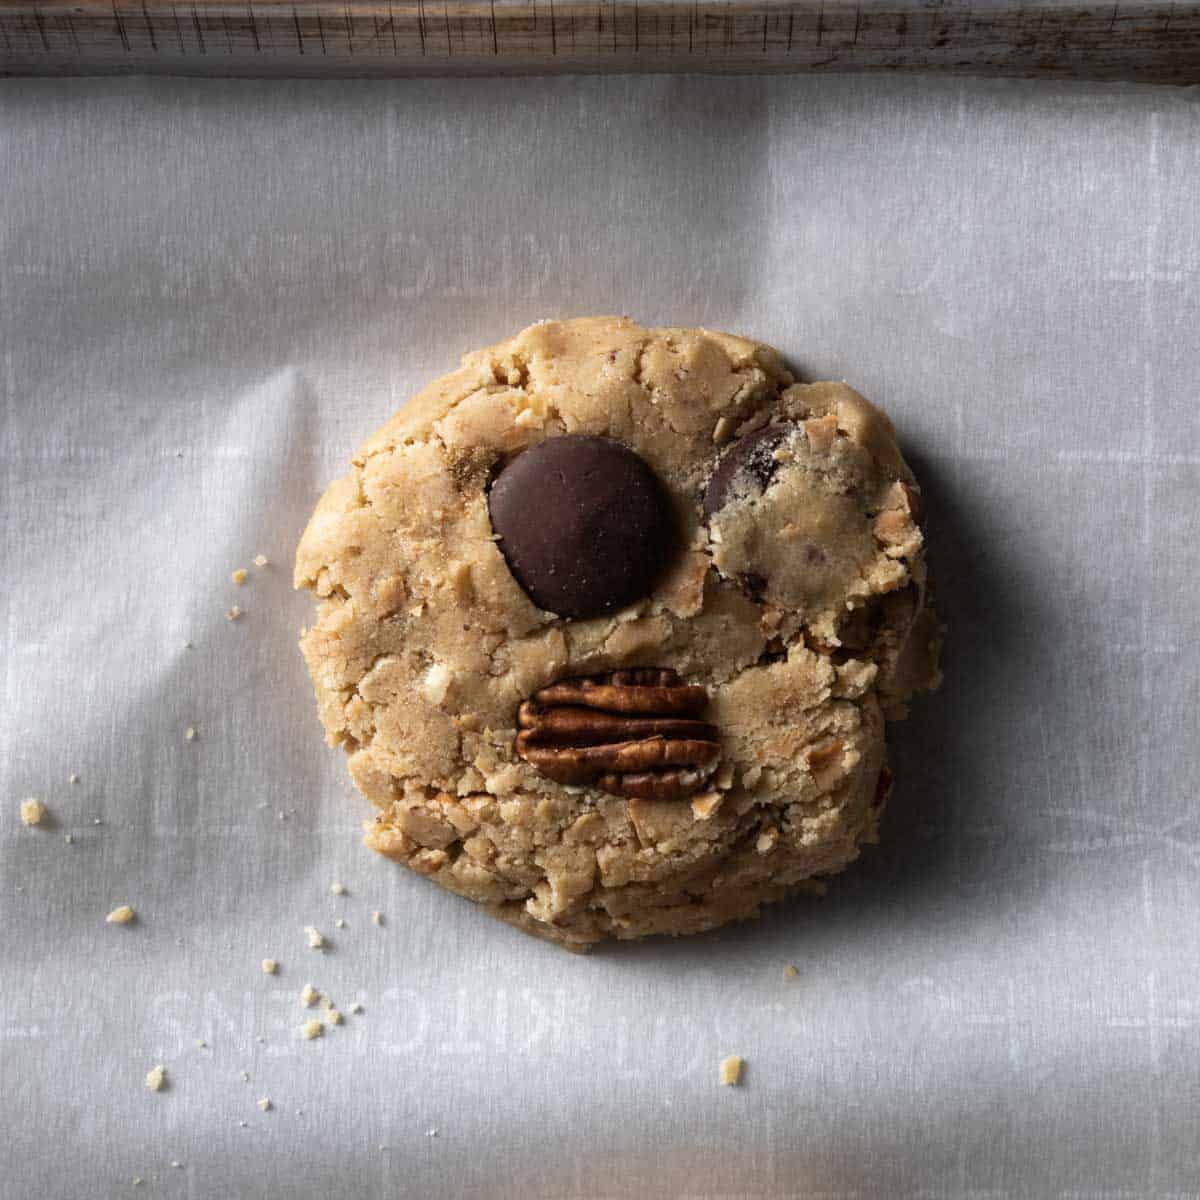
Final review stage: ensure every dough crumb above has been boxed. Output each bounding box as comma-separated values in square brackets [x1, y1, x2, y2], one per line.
[257, 1097, 271, 1112]
[349, 1003, 364, 1015]
[783, 964, 799, 979]
[64, 833, 74, 844]
[328, 1009, 344, 1026]
[300, 983, 319, 1007]
[145, 1065, 167, 1092]
[132, 1178, 143, 1187]
[371, 911, 383, 926]
[261, 958, 278, 975]
[225, 606, 242, 621]
[334, 919, 346, 929]
[69, 773, 79, 784]
[20, 798, 46, 826]
[304, 926, 325, 949]
[301, 1019, 323, 1040]
[719, 1055, 744, 1086]
[185, 726, 196, 741]
[240, 1071, 250, 1082]
[253, 554, 269, 567]
[106, 905, 136, 925]
[232, 569, 248, 585]
[196, 1040, 207, 1049]
[425, 1128, 439, 1138]
[170, 1161, 182, 1169]
[330, 882, 347, 895]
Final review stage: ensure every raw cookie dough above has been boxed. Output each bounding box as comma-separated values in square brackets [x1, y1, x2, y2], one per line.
[295, 316, 940, 950]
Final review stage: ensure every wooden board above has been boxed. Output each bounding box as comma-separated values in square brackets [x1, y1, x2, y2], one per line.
[2, 0, 1199, 80]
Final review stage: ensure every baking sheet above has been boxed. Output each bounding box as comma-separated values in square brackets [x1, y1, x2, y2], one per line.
[6, 0, 1200, 83]
[2, 74, 1199, 1199]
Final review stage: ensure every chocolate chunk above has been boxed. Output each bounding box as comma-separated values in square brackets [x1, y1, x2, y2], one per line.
[702, 423, 795, 517]
[488, 435, 676, 619]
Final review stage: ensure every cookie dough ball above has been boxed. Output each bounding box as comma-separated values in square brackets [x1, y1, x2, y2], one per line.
[295, 317, 940, 950]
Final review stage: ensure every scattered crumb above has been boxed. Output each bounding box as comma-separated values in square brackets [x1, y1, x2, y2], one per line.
[301, 1019, 323, 1040]
[64, 834, 74, 844]
[784, 964, 799, 980]
[257, 1097, 271, 1112]
[305, 926, 325, 950]
[231, 568, 248, 585]
[196, 1040, 207, 1049]
[330, 882, 347, 896]
[425, 1128, 438, 1138]
[92, 817, 102, 825]
[261, 958, 278, 975]
[371, 911, 383, 926]
[184, 640, 193, 649]
[335, 919, 346, 929]
[240, 1071, 250, 1082]
[756, 827, 779, 854]
[107, 905, 136, 925]
[328, 1009, 344, 1026]
[321, 995, 334, 1011]
[238, 1120, 248, 1128]
[253, 554, 269, 567]
[20, 798, 46, 826]
[170, 1161, 182, 1169]
[349, 1003, 364, 1015]
[719, 1056, 744, 1086]
[132, 1178, 143, 1187]
[225, 606, 242, 621]
[185, 726, 196, 742]
[300, 983, 319, 1007]
[145, 1065, 167, 1092]
[69, 773, 79, 785]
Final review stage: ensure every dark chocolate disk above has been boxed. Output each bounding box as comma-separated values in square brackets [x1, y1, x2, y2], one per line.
[488, 435, 676, 619]
[702, 423, 795, 518]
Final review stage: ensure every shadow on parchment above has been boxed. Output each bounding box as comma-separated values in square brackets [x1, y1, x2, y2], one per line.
[593, 443, 1046, 966]
[81, 368, 332, 899]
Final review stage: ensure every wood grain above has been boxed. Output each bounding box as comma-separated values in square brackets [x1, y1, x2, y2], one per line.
[2, 0, 1198, 80]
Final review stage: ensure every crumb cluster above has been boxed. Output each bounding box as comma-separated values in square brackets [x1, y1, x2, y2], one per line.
[20, 798, 46, 826]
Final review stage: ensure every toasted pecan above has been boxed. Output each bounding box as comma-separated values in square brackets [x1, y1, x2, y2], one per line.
[516, 670, 719, 800]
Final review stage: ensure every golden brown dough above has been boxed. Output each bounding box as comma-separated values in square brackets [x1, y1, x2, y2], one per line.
[295, 317, 940, 950]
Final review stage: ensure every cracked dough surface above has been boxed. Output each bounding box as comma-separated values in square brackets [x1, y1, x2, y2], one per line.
[295, 316, 940, 950]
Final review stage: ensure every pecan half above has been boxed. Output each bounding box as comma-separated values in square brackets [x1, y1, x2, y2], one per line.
[516, 669, 719, 801]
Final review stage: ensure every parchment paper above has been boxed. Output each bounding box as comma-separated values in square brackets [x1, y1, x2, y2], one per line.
[2, 74, 1199, 1199]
